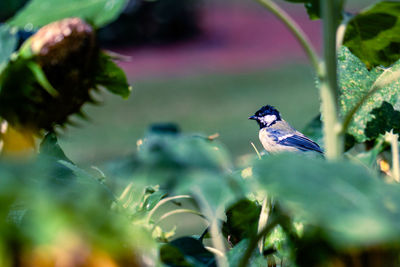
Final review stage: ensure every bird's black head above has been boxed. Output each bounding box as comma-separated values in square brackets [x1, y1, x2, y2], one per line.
[249, 105, 281, 128]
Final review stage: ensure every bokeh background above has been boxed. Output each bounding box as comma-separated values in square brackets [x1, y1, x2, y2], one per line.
[58, 0, 376, 165]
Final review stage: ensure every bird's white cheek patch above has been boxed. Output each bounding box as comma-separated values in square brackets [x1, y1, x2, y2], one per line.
[260, 115, 277, 126]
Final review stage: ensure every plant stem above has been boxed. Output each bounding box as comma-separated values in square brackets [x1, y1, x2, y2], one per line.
[238, 217, 279, 267]
[147, 195, 192, 221]
[152, 209, 206, 229]
[192, 188, 228, 267]
[255, 0, 320, 73]
[256, 0, 343, 158]
[320, 0, 343, 159]
[251, 142, 262, 160]
[257, 197, 270, 253]
[389, 131, 400, 182]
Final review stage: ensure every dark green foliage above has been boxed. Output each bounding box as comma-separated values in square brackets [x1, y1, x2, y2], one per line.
[95, 52, 131, 99]
[223, 199, 261, 245]
[0, 0, 28, 21]
[284, 0, 321, 20]
[365, 101, 400, 139]
[160, 237, 216, 267]
[283, 0, 344, 21]
[344, 1, 400, 69]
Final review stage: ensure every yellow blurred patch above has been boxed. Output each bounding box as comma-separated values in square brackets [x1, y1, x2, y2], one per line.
[241, 167, 253, 179]
[1, 122, 36, 157]
[379, 159, 391, 175]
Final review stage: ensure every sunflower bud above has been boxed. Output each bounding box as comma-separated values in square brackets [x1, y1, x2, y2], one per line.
[0, 18, 98, 132]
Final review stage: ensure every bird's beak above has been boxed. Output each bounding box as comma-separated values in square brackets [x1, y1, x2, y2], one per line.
[248, 115, 257, 120]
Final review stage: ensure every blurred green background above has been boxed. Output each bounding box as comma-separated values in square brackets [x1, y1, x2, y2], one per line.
[58, 0, 377, 165]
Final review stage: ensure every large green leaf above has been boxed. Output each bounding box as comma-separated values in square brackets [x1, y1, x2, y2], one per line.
[0, 25, 17, 71]
[338, 46, 400, 142]
[95, 52, 131, 99]
[343, 1, 400, 69]
[7, 0, 128, 29]
[253, 153, 400, 248]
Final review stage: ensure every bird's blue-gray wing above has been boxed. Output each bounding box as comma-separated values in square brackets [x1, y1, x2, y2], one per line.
[278, 134, 323, 154]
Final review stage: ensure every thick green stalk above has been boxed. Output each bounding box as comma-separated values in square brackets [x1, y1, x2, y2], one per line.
[257, 197, 270, 253]
[320, 0, 343, 159]
[388, 131, 400, 182]
[192, 188, 228, 267]
[238, 217, 279, 267]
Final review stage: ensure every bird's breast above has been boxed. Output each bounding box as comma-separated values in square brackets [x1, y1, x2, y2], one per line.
[259, 128, 298, 153]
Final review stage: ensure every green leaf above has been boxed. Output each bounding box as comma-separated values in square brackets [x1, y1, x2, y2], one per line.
[0, 25, 17, 71]
[26, 61, 58, 97]
[160, 237, 216, 267]
[39, 132, 73, 163]
[95, 52, 131, 99]
[365, 101, 400, 139]
[135, 127, 243, 212]
[7, 0, 128, 29]
[253, 153, 400, 248]
[283, 0, 344, 21]
[338, 46, 400, 142]
[284, 0, 321, 20]
[343, 1, 400, 69]
[223, 199, 261, 245]
[227, 239, 269, 267]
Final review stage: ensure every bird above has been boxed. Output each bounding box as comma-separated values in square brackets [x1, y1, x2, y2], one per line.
[249, 105, 323, 154]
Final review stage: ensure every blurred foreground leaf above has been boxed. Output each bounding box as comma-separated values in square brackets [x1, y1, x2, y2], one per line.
[344, 1, 400, 69]
[0, 134, 155, 265]
[0, 25, 17, 71]
[8, 0, 128, 29]
[136, 127, 245, 212]
[160, 237, 216, 267]
[253, 153, 400, 248]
